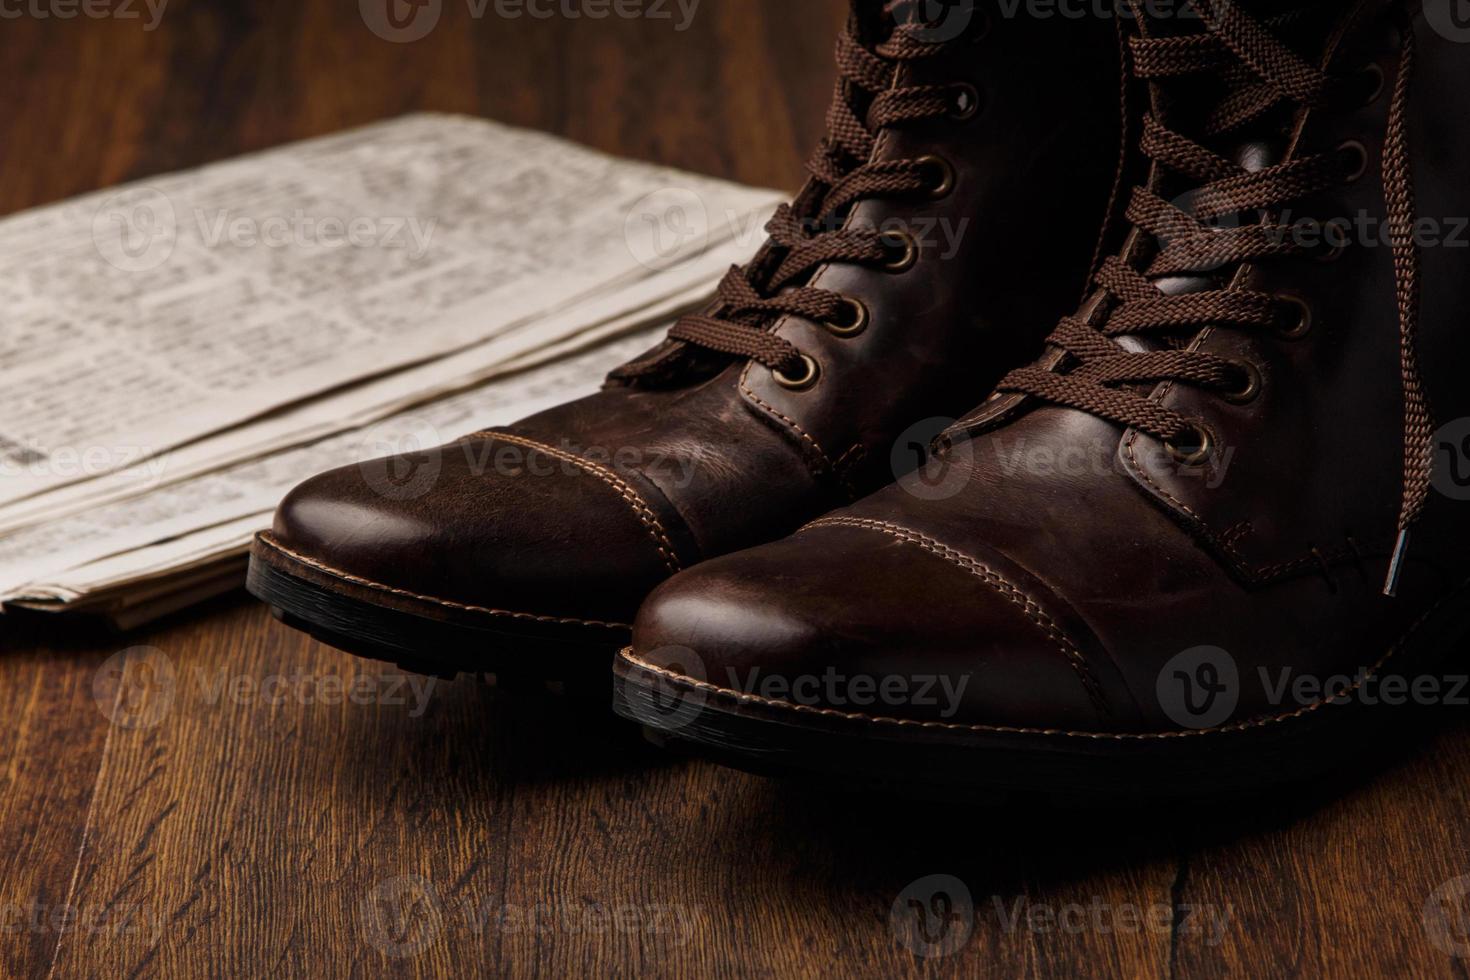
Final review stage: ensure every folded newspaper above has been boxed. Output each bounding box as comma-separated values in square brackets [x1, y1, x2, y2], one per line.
[0, 113, 782, 626]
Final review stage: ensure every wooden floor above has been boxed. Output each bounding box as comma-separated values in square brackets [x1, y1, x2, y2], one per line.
[5, 1, 1470, 976]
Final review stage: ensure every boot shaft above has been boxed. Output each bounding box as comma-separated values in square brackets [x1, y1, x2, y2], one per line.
[947, 0, 1470, 592]
[604, 1, 1125, 500]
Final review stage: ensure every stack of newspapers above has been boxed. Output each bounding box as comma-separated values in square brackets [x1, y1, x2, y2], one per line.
[0, 113, 782, 627]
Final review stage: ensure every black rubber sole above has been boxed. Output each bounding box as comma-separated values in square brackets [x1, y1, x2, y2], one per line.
[246, 539, 628, 685]
[612, 585, 1470, 800]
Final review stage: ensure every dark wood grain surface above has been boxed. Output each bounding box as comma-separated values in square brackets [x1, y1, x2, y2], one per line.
[4, 2, 1470, 976]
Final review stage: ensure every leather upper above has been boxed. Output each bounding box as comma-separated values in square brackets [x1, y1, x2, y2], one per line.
[631, 2, 1470, 733]
[270, 7, 1124, 624]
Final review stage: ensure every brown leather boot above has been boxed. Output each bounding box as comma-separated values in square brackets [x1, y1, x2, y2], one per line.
[617, 0, 1470, 794]
[247, 2, 1123, 679]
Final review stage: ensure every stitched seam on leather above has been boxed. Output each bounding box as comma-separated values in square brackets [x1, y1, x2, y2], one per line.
[832, 443, 868, 499]
[800, 516, 1108, 712]
[834, 443, 866, 469]
[738, 362, 837, 476]
[1121, 299, 1366, 583]
[1123, 431, 1359, 582]
[463, 430, 683, 574]
[257, 534, 631, 629]
[1222, 521, 1253, 547]
[620, 575, 1459, 738]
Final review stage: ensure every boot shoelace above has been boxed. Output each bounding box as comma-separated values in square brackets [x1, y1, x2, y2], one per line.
[611, 4, 970, 386]
[990, 0, 1425, 595]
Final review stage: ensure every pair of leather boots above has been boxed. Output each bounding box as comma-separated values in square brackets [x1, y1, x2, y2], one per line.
[248, 0, 1470, 797]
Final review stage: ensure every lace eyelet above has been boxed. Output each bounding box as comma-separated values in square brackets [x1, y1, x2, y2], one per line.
[947, 83, 981, 121]
[773, 354, 820, 391]
[968, 9, 994, 43]
[1338, 139, 1369, 183]
[822, 297, 869, 337]
[916, 154, 956, 199]
[1315, 218, 1352, 262]
[1165, 422, 1214, 467]
[1353, 63, 1385, 107]
[1273, 293, 1314, 340]
[880, 230, 919, 272]
[1221, 360, 1262, 405]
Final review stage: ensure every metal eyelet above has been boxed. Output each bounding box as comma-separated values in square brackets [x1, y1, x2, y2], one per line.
[1274, 293, 1314, 340]
[822, 297, 869, 337]
[880, 230, 919, 273]
[1221, 360, 1262, 405]
[1338, 139, 1369, 183]
[1316, 218, 1352, 263]
[916, 154, 956, 199]
[1354, 63, 1385, 106]
[772, 354, 819, 391]
[947, 83, 981, 121]
[1166, 422, 1214, 467]
[968, 9, 994, 43]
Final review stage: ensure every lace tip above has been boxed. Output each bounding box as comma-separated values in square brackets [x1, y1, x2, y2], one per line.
[1383, 529, 1411, 597]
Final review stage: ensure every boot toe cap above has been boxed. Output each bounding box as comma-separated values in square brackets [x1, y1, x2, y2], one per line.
[630, 521, 1123, 731]
[267, 432, 688, 623]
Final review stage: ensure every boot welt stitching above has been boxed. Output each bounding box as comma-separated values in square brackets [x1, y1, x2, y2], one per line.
[799, 516, 1108, 712]
[464, 430, 683, 575]
[256, 534, 632, 630]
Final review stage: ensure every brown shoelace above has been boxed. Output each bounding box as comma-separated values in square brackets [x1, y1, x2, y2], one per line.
[611, 1, 969, 382]
[990, 0, 1425, 595]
